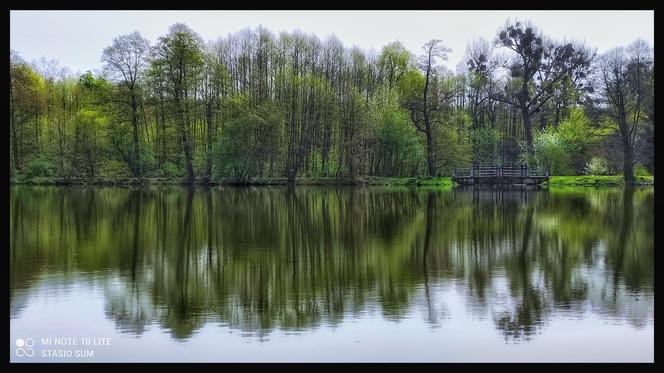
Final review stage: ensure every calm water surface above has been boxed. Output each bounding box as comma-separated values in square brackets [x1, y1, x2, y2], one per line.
[9, 186, 654, 362]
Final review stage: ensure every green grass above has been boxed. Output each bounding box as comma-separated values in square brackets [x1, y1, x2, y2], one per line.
[10, 176, 455, 187]
[546, 175, 654, 186]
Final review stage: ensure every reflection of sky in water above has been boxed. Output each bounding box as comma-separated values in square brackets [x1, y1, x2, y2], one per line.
[10, 274, 653, 362]
[9, 187, 654, 362]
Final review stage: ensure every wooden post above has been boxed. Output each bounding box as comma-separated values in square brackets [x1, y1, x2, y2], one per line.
[472, 164, 477, 184]
[498, 165, 502, 185]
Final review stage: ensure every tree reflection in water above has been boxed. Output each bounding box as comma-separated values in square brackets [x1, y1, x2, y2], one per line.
[9, 186, 654, 342]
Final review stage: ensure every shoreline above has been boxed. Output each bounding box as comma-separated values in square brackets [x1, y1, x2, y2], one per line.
[545, 175, 654, 186]
[9, 175, 653, 187]
[8, 176, 453, 187]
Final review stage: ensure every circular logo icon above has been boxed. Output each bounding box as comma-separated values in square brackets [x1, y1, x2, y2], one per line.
[15, 338, 35, 357]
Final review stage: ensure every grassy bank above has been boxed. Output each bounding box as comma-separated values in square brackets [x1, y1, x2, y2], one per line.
[10, 176, 454, 187]
[10, 175, 652, 187]
[545, 175, 654, 186]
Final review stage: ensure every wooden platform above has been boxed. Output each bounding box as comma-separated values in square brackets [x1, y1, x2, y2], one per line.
[452, 165, 549, 186]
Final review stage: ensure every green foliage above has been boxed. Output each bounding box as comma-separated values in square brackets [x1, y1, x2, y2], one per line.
[548, 175, 653, 186]
[414, 177, 453, 186]
[211, 95, 284, 182]
[397, 68, 425, 101]
[69, 108, 106, 177]
[192, 151, 207, 176]
[378, 42, 411, 89]
[78, 71, 111, 92]
[99, 159, 131, 178]
[584, 157, 613, 176]
[634, 163, 652, 178]
[471, 127, 501, 165]
[8, 25, 654, 184]
[137, 145, 157, 176]
[434, 123, 471, 176]
[10, 166, 21, 183]
[556, 108, 594, 172]
[372, 97, 425, 176]
[527, 108, 596, 176]
[377, 111, 411, 150]
[526, 129, 571, 175]
[161, 162, 184, 178]
[214, 109, 262, 183]
[24, 155, 56, 178]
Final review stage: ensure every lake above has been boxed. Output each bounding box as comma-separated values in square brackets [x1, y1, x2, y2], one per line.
[9, 186, 654, 362]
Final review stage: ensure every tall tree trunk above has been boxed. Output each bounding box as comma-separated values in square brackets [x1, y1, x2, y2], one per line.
[205, 103, 213, 180]
[131, 93, 141, 178]
[160, 100, 166, 169]
[521, 104, 534, 155]
[176, 94, 195, 183]
[285, 87, 298, 183]
[520, 76, 534, 155]
[621, 125, 635, 183]
[425, 124, 435, 177]
[423, 63, 435, 177]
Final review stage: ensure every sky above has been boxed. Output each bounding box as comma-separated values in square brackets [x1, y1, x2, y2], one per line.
[10, 10, 654, 76]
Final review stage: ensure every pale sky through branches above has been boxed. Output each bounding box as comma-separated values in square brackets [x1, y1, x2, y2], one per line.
[10, 10, 654, 76]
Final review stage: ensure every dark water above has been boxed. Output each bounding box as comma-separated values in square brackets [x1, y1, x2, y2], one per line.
[9, 186, 653, 362]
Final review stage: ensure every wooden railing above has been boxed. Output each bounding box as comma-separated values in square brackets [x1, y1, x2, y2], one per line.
[528, 168, 550, 177]
[452, 165, 548, 178]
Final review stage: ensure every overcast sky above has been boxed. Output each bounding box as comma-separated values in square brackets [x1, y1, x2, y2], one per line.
[10, 10, 654, 76]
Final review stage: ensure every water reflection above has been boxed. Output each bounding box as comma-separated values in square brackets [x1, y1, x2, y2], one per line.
[9, 186, 654, 342]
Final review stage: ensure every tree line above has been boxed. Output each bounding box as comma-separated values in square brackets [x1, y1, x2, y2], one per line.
[9, 19, 654, 183]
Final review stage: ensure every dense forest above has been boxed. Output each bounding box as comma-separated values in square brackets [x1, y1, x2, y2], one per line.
[9, 19, 654, 184]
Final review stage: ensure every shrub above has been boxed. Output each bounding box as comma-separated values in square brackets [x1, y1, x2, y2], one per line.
[24, 155, 56, 179]
[161, 162, 184, 178]
[137, 145, 157, 176]
[522, 108, 597, 175]
[527, 129, 572, 175]
[634, 163, 652, 178]
[557, 108, 594, 172]
[584, 157, 612, 176]
[215, 112, 262, 183]
[99, 159, 131, 178]
[434, 122, 471, 175]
